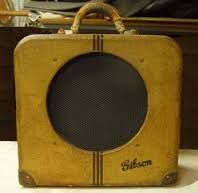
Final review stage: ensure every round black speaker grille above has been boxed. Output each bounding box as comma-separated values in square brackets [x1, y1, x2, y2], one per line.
[47, 52, 147, 151]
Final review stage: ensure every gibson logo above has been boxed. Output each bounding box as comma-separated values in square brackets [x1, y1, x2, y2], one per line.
[121, 158, 152, 171]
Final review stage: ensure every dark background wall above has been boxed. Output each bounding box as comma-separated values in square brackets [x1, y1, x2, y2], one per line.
[176, 35, 198, 149]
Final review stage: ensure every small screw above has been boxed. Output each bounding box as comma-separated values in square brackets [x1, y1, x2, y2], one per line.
[140, 58, 144, 63]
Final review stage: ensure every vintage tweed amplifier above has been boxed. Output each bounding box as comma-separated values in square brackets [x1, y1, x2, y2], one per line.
[14, 2, 182, 187]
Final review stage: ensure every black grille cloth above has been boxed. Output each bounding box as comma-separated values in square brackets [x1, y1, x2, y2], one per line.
[47, 52, 147, 151]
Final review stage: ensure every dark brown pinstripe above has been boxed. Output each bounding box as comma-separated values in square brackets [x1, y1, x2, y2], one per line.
[92, 34, 104, 186]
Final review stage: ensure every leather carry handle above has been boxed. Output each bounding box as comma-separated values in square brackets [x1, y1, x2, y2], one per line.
[71, 2, 126, 34]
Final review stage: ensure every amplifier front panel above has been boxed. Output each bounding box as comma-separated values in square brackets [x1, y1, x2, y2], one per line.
[14, 34, 182, 186]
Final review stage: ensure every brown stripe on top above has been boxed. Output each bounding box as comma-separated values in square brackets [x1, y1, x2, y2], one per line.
[93, 34, 104, 52]
[93, 34, 96, 51]
[101, 34, 104, 52]
[96, 35, 100, 51]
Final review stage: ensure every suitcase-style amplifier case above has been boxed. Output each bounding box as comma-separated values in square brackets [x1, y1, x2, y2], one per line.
[14, 2, 182, 187]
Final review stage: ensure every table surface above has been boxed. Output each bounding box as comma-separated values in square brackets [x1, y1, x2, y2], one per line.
[0, 142, 198, 193]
